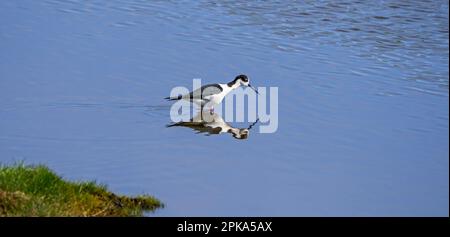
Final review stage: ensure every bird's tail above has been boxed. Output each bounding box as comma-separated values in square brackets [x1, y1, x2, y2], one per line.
[164, 95, 182, 101]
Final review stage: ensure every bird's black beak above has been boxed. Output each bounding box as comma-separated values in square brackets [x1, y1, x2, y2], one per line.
[248, 84, 259, 94]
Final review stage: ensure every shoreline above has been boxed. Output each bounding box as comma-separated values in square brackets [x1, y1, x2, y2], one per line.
[0, 163, 163, 217]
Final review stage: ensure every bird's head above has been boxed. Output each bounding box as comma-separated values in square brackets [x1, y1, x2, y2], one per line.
[234, 74, 258, 94]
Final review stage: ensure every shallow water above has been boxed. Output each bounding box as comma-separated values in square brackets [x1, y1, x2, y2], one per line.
[0, 1, 448, 216]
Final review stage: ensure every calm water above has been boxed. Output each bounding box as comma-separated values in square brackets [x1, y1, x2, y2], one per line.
[0, 1, 448, 216]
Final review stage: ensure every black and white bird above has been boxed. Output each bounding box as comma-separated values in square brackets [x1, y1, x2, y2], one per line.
[165, 74, 258, 113]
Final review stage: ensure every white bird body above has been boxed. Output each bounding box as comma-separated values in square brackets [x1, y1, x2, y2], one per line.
[200, 83, 235, 107]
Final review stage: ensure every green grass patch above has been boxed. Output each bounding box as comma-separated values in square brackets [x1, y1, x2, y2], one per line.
[0, 163, 163, 216]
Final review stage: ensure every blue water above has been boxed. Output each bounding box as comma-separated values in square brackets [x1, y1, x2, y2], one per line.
[0, 1, 448, 216]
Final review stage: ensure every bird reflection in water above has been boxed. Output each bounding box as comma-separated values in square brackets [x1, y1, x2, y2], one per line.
[167, 111, 258, 140]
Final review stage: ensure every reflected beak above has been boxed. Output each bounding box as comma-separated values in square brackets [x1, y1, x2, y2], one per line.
[248, 84, 259, 94]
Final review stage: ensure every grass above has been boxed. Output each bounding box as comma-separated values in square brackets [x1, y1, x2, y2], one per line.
[0, 163, 163, 216]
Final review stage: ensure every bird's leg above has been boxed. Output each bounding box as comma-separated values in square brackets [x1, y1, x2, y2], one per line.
[200, 104, 204, 120]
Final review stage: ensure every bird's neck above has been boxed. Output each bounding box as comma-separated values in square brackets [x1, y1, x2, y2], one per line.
[227, 81, 241, 90]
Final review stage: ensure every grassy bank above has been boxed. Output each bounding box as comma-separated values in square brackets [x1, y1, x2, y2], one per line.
[0, 164, 163, 216]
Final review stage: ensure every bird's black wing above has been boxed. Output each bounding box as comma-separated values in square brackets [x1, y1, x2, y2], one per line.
[165, 84, 222, 101]
[189, 84, 223, 99]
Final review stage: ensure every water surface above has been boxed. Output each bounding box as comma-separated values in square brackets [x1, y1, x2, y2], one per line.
[0, 1, 448, 216]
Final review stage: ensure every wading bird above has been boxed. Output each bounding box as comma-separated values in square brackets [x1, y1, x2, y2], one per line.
[165, 74, 258, 114]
